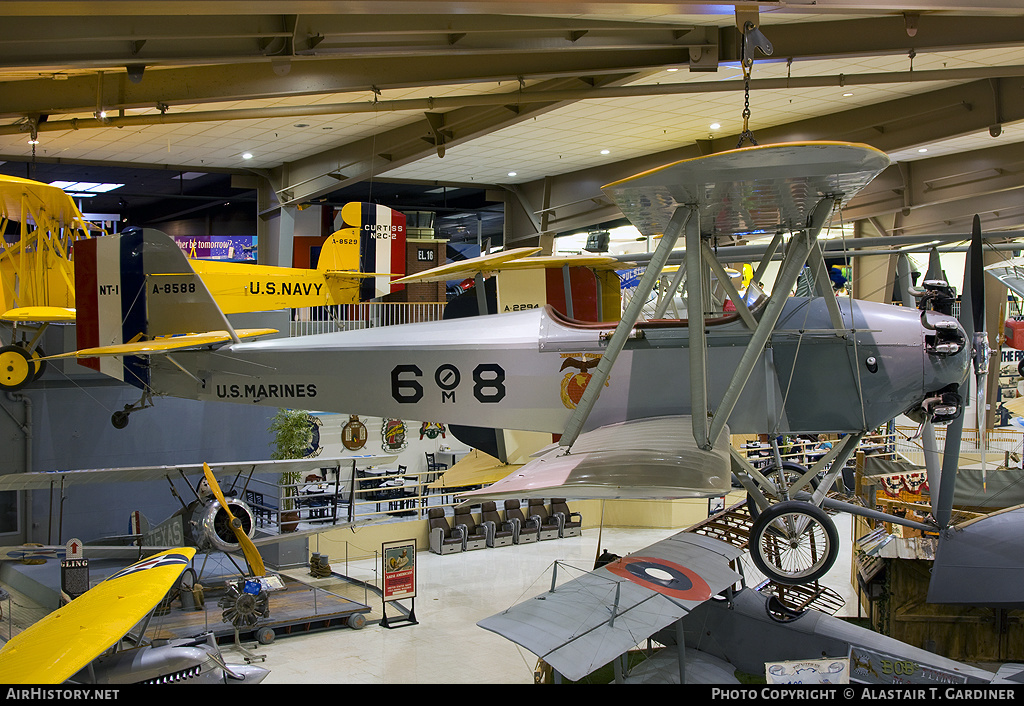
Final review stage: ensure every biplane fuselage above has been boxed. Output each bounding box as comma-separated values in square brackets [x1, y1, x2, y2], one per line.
[146, 292, 967, 438]
[60, 142, 972, 508]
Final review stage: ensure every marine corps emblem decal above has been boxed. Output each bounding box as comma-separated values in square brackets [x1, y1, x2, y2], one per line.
[559, 354, 607, 409]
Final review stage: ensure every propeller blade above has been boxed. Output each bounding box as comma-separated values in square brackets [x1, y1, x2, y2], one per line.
[934, 396, 965, 529]
[970, 214, 986, 335]
[965, 215, 991, 490]
[203, 463, 266, 577]
[921, 420, 942, 517]
[925, 246, 944, 283]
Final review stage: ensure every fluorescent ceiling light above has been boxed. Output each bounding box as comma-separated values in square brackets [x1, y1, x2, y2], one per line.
[50, 181, 124, 193]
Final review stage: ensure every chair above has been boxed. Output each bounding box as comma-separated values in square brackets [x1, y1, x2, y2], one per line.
[527, 498, 561, 540]
[303, 474, 329, 520]
[503, 499, 540, 544]
[549, 498, 583, 538]
[427, 508, 464, 555]
[424, 453, 448, 481]
[480, 501, 514, 548]
[398, 464, 419, 512]
[246, 489, 274, 527]
[452, 507, 488, 551]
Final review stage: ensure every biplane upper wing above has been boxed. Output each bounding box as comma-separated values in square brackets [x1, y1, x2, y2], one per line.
[477, 532, 743, 682]
[459, 416, 732, 501]
[984, 256, 1024, 299]
[601, 141, 890, 241]
[0, 456, 385, 491]
[0, 547, 197, 684]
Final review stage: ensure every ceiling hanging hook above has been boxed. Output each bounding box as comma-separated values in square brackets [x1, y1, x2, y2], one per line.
[736, 21, 773, 149]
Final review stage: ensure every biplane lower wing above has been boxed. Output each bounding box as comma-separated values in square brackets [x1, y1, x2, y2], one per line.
[460, 416, 732, 501]
[0, 306, 76, 324]
[477, 533, 743, 682]
[0, 547, 197, 684]
[927, 504, 1024, 608]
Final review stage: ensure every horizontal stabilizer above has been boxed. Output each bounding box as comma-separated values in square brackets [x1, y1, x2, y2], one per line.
[927, 504, 1024, 608]
[45, 328, 277, 360]
[460, 416, 731, 501]
[478, 533, 742, 682]
[392, 247, 542, 284]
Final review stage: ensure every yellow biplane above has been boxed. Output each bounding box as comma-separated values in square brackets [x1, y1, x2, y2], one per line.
[0, 546, 269, 684]
[0, 174, 401, 392]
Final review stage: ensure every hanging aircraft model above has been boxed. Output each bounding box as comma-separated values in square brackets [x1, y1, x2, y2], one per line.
[0, 546, 270, 684]
[48, 141, 980, 586]
[0, 172, 403, 392]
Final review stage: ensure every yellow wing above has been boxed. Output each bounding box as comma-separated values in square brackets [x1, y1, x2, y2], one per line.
[0, 547, 197, 684]
[0, 306, 77, 323]
[42, 328, 277, 360]
[392, 247, 542, 284]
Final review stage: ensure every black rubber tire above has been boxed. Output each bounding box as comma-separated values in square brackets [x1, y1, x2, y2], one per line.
[746, 461, 819, 520]
[748, 500, 839, 586]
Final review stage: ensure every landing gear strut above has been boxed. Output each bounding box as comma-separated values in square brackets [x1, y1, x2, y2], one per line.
[111, 392, 154, 429]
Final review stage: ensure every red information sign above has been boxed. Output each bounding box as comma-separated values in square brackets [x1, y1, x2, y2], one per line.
[382, 540, 416, 602]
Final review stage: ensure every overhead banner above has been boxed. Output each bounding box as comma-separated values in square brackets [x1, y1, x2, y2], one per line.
[172, 235, 257, 261]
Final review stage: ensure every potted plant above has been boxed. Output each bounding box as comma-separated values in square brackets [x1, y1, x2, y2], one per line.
[268, 408, 313, 532]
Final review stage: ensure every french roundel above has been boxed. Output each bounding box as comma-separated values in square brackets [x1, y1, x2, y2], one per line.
[605, 556, 711, 601]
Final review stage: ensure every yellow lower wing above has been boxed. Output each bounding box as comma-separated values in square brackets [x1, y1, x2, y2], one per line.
[0, 547, 197, 684]
[0, 306, 77, 324]
[43, 328, 277, 360]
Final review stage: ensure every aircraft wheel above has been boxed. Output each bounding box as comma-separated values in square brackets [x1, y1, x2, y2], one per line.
[746, 461, 818, 520]
[256, 627, 276, 645]
[748, 500, 839, 586]
[111, 410, 130, 429]
[0, 345, 32, 392]
[348, 612, 367, 630]
[28, 346, 47, 381]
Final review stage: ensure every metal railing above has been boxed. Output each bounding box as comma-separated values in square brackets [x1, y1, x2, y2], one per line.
[243, 468, 461, 534]
[290, 302, 446, 336]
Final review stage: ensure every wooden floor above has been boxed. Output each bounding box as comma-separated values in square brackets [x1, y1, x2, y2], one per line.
[147, 571, 374, 644]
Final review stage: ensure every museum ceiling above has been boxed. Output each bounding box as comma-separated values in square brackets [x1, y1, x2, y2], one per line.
[2, 2, 1024, 248]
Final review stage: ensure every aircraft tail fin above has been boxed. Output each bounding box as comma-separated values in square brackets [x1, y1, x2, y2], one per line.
[74, 227, 237, 388]
[337, 202, 407, 300]
[129, 510, 150, 536]
[316, 229, 361, 273]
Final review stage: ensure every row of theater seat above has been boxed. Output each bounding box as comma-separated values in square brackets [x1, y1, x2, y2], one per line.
[427, 498, 583, 555]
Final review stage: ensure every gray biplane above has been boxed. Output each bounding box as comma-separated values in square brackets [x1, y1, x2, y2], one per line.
[50, 141, 981, 586]
[0, 456, 373, 568]
[476, 531, 1019, 684]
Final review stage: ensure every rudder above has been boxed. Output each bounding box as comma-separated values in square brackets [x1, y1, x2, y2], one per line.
[75, 227, 234, 388]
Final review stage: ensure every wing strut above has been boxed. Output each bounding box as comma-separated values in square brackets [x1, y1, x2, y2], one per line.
[687, 207, 710, 449]
[704, 196, 837, 450]
[559, 205, 694, 450]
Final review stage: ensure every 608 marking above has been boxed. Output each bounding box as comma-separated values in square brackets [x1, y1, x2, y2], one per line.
[391, 363, 506, 404]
